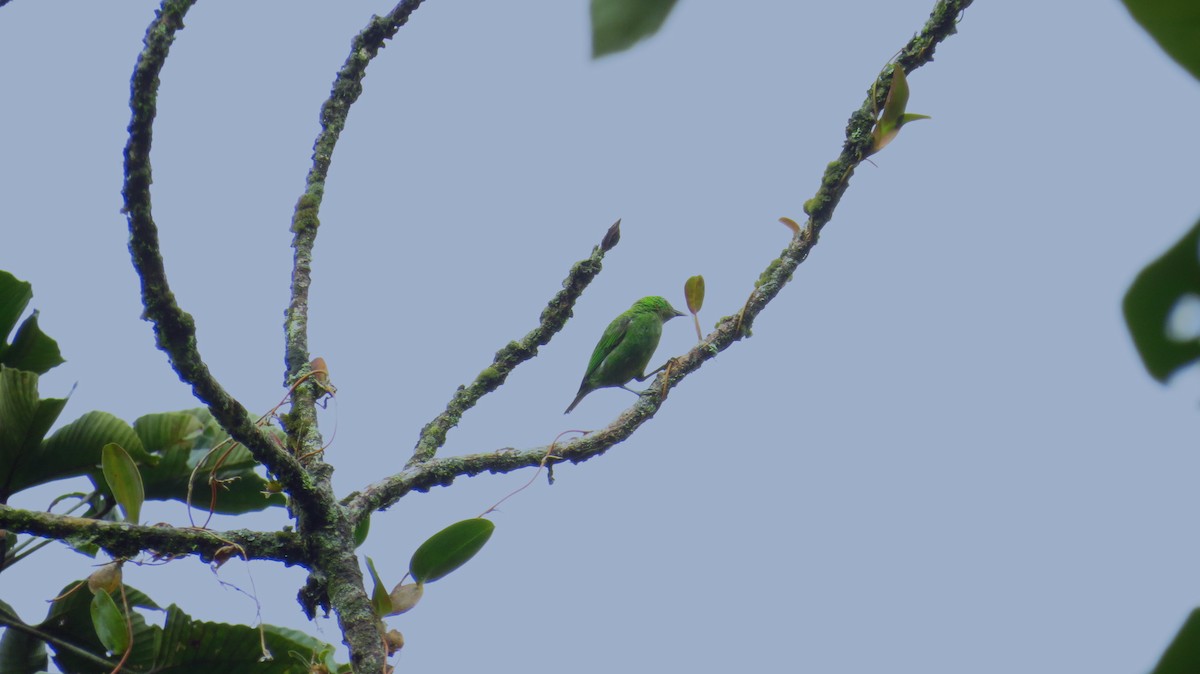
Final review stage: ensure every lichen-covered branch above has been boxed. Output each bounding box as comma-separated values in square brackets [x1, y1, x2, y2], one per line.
[121, 0, 319, 523]
[0, 505, 305, 564]
[284, 0, 426, 389]
[346, 0, 973, 521]
[407, 219, 622, 467]
[277, 4, 429, 672]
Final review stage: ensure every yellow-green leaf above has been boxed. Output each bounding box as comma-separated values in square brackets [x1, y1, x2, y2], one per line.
[684, 276, 705, 314]
[364, 556, 392, 617]
[871, 65, 931, 153]
[101, 443, 143, 525]
[409, 518, 494, 584]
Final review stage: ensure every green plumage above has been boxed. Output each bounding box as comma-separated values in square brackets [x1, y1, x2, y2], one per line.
[565, 296, 684, 414]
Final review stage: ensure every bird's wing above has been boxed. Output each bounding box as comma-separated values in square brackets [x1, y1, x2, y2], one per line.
[583, 313, 632, 380]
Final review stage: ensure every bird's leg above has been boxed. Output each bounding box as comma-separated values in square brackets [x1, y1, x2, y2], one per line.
[619, 384, 641, 395]
[634, 362, 668, 382]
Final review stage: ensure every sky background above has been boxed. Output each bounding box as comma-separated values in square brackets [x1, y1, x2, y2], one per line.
[3, 1, 1200, 672]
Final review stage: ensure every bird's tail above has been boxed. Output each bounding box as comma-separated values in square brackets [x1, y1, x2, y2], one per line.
[564, 389, 587, 414]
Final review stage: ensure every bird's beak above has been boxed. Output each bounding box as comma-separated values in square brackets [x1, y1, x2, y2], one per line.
[674, 309, 686, 317]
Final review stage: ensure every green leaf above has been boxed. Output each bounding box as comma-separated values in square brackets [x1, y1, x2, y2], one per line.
[591, 0, 678, 58]
[1152, 608, 1200, 674]
[1122, 0, 1200, 83]
[39, 582, 157, 673]
[153, 605, 346, 672]
[365, 556, 392, 617]
[0, 599, 48, 674]
[871, 65, 931, 153]
[0, 271, 33, 345]
[353, 515, 370, 548]
[36, 581, 346, 673]
[101, 443, 144, 524]
[409, 518, 495, 584]
[4, 311, 65, 375]
[89, 589, 129, 656]
[1123, 218, 1200, 381]
[0, 367, 69, 500]
[135, 408, 286, 514]
[0, 271, 64, 375]
[10, 410, 145, 503]
[684, 276, 705, 315]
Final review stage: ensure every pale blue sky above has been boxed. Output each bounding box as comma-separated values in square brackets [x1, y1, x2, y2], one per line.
[3, 1, 1199, 672]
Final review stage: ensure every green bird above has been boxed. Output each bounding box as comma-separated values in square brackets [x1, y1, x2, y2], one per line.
[565, 296, 685, 414]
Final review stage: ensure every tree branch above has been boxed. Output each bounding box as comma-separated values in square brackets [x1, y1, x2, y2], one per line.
[277, 4, 428, 672]
[284, 0, 427, 394]
[406, 219, 622, 467]
[121, 0, 320, 524]
[0, 505, 306, 564]
[344, 0, 974, 521]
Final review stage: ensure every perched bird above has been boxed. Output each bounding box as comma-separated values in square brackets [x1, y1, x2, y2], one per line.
[565, 296, 685, 414]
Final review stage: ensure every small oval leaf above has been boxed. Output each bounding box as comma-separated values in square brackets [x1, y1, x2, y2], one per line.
[409, 518, 495, 584]
[684, 276, 705, 315]
[101, 443, 144, 525]
[90, 588, 129, 655]
[778, 217, 801, 235]
[364, 556, 392, 618]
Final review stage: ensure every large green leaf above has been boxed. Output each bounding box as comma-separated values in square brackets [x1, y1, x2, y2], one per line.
[409, 518, 495, 584]
[1124, 218, 1200, 381]
[1122, 0, 1200, 83]
[0, 366, 69, 500]
[135, 408, 286, 514]
[0, 599, 48, 674]
[154, 604, 347, 673]
[35, 582, 345, 673]
[39, 583, 159, 674]
[591, 0, 678, 58]
[0, 271, 63, 375]
[1152, 608, 1200, 674]
[7, 410, 146, 502]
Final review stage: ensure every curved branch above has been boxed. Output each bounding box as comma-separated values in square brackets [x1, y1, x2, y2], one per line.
[345, 0, 974, 521]
[277, 4, 428, 672]
[120, 0, 318, 521]
[0, 505, 306, 565]
[284, 0, 426, 389]
[407, 219, 622, 467]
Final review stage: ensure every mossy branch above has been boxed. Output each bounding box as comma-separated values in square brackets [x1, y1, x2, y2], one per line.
[121, 0, 319, 524]
[406, 219, 623, 467]
[0, 505, 305, 564]
[278, 4, 429, 671]
[345, 0, 973, 520]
